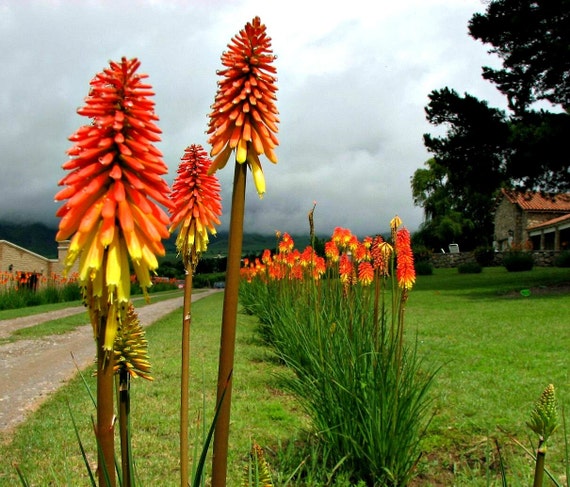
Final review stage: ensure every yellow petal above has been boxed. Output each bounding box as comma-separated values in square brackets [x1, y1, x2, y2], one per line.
[236, 137, 248, 164]
[247, 152, 266, 198]
[104, 304, 119, 351]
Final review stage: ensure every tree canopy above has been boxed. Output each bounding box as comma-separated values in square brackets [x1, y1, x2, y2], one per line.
[469, 0, 570, 112]
[412, 0, 570, 250]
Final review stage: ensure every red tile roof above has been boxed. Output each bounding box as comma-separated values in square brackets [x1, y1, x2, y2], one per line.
[501, 189, 570, 212]
[527, 213, 570, 231]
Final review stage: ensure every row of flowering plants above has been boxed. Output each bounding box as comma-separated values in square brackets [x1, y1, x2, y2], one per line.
[240, 219, 437, 485]
[0, 271, 81, 309]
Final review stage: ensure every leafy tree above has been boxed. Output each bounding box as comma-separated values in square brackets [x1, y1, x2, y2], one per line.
[469, 0, 570, 113]
[468, 0, 570, 193]
[413, 0, 570, 247]
[412, 89, 509, 249]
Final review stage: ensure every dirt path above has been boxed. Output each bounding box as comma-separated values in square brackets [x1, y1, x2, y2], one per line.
[0, 290, 219, 437]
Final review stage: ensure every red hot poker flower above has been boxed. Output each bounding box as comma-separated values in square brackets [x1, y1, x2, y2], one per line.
[207, 16, 279, 197]
[358, 261, 375, 286]
[169, 145, 222, 268]
[395, 227, 416, 290]
[55, 57, 171, 349]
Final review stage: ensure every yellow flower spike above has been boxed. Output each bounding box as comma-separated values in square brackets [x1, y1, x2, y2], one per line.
[117, 238, 131, 303]
[113, 303, 153, 381]
[141, 244, 159, 272]
[103, 303, 119, 351]
[78, 228, 100, 282]
[132, 260, 152, 292]
[390, 215, 403, 233]
[236, 137, 248, 164]
[208, 143, 233, 176]
[106, 231, 122, 292]
[124, 229, 143, 262]
[247, 151, 266, 197]
[91, 258, 104, 298]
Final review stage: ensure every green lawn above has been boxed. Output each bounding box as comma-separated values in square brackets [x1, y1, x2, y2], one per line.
[0, 291, 305, 486]
[0, 267, 569, 485]
[408, 267, 570, 485]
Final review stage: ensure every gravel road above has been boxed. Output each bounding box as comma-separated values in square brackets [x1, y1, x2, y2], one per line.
[0, 290, 219, 437]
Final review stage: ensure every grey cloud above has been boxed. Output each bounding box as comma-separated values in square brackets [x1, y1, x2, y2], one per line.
[0, 0, 496, 238]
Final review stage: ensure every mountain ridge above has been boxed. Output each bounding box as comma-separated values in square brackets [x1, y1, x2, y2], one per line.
[0, 221, 320, 260]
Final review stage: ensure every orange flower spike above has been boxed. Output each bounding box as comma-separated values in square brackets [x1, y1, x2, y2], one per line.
[358, 261, 375, 286]
[261, 249, 272, 265]
[395, 227, 416, 290]
[169, 145, 222, 268]
[207, 16, 279, 197]
[324, 240, 340, 263]
[278, 232, 294, 254]
[339, 253, 354, 285]
[312, 256, 326, 280]
[55, 57, 171, 344]
[353, 241, 370, 263]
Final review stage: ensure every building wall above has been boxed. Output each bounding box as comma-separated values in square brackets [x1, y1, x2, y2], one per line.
[0, 240, 56, 275]
[431, 250, 563, 268]
[494, 195, 569, 251]
[0, 240, 77, 287]
[494, 197, 521, 250]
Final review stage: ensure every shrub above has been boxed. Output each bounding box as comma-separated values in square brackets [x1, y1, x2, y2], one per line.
[240, 228, 437, 485]
[503, 252, 534, 272]
[60, 282, 82, 302]
[458, 262, 482, 274]
[473, 246, 495, 267]
[193, 272, 226, 288]
[413, 244, 432, 263]
[415, 261, 434, 275]
[554, 250, 570, 268]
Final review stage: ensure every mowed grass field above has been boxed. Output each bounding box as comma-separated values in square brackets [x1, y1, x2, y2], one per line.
[0, 266, 569, 485]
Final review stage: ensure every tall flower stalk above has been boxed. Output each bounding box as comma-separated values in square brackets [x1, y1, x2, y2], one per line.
[55, 57, 170, 486]
[169, 144, 222, 487]
[206, 16, 279, 486]
[527, 384, 559, 487]
[113, 303, 153, 487]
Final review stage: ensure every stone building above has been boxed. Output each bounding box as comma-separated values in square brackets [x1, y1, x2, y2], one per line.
[494, 189, 570, 251]
[0, 240, 75, 285]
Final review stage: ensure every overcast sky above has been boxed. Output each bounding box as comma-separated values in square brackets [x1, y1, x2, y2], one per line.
[0, 0, 507, 237]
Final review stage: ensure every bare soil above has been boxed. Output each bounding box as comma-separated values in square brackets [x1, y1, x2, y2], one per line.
[0, 290, 219, 439]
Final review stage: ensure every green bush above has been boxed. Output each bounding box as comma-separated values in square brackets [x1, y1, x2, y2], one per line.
[458, 262, 482, 274]
[241, 273, 436, 485]
[415, 261, 434, 275]
[554, 250, 570, 268]
[193, 272, 226, 288]
[503, 252, 534, 272]
[413, 244, 432, 263]
[473, 246, 496, 267]
[60, 282, 82, 302]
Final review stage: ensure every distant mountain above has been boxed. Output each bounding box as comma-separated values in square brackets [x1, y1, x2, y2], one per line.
[201, 231, 314, 258]
[0, 221, 59, 258]
[0, 221, 317, 261]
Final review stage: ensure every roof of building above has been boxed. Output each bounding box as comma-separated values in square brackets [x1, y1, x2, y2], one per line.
[501, 189, 570, 212]
[527, 212, 570, 231]
[0, 239, 57, 262]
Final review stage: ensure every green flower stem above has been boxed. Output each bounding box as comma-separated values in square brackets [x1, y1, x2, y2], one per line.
[118, 370, 132, 487]
[180, 269, 194, 487]
[96, 313, 116, 487]
[211, 161, 247, 487]
[533, 441, 546, 487]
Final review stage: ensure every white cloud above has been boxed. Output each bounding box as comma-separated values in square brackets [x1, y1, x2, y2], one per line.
[0, 0, 504, 237]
